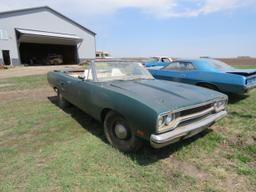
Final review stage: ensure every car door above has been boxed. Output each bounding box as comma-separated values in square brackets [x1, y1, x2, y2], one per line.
[175, 62, 197, 83]
[155, 61, 196, 84]
[75, 80, 97, 115]
[64, 72, 96, 115]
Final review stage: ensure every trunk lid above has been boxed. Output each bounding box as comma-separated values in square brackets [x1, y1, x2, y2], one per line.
[226, 69, 256, 76]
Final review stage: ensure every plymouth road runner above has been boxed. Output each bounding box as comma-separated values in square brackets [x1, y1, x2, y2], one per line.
[149, 58, 256, 95]
[47, 60, 228, 152]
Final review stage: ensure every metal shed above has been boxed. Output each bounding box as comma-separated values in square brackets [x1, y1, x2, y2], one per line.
[0, 6, 96, 65]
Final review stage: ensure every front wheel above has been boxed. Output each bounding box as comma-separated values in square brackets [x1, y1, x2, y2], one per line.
[104, 111, 142, 152]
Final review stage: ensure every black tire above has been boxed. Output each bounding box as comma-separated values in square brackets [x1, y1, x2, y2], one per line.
[104, 111, 142, 152]
[57, 89, 70, 109]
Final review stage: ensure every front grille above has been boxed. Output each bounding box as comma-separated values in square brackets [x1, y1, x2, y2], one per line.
[180, 104, 213, 117]
[178, 113, 212, 127]
[174, 103, 215, 129]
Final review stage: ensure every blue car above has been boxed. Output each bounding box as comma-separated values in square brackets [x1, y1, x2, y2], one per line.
[143, 57, 172, 67]
[148, 58, 256, 95]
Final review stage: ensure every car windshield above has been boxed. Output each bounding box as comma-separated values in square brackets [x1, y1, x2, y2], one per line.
[207, 59, 234, 71]
[94, 61, 154, 82]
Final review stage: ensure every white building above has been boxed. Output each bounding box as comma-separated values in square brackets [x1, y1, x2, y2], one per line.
[0, 6, 96, 65]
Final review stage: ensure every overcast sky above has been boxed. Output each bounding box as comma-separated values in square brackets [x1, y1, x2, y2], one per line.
[0, 0, 256, 57]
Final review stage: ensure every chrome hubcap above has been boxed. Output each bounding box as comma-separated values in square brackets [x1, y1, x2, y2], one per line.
[114, 123, 128, 139]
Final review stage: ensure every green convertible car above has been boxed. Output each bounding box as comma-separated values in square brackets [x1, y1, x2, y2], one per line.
[47, 60, 228, 152]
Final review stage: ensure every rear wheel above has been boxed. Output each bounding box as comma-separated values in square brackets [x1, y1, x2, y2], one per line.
[57, 89, 70, 108]
[104, 111, 142, 152]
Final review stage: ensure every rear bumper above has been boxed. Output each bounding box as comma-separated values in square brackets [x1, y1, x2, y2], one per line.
[150, 110, 227, 148]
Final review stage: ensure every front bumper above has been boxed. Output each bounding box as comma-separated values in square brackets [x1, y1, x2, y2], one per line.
[150, 110, 227, 148]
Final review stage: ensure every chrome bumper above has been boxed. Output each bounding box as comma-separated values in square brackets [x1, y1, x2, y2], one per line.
[150, 110, 227, 148]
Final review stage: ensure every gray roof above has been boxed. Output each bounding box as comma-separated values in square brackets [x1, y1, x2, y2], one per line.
[0, 6, 96, 36]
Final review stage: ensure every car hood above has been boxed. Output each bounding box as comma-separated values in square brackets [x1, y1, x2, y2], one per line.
[108, 79, 226, 113]
[225, 69, 256, 76]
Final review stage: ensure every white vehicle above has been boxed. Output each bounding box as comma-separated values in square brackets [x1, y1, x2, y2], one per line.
[154, 56, 174, 63]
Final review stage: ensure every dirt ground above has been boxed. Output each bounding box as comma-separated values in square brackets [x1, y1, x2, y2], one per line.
[0, 65, 83, 79]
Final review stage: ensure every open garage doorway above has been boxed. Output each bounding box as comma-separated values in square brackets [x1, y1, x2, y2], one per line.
[16, 28, 82, 66]
[19, 43, 77, 65]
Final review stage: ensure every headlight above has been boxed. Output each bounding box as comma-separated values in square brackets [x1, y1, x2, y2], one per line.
[157, 113, 176, 133]
[214, 100, 226, 112]
[165, 114, 173, 125]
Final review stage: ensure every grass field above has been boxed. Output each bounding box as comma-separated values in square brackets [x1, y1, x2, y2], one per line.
[0, 69, 255, 191]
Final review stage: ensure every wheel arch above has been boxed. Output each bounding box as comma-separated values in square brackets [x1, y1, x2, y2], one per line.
[101, 108, 114, 122]
[100, 108, 127, 123]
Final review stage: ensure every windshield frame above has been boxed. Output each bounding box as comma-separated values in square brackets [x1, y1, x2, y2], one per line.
[89, 60, 155, 82]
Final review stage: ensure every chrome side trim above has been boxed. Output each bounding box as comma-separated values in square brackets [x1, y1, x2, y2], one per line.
[151, 110, 227, 148]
